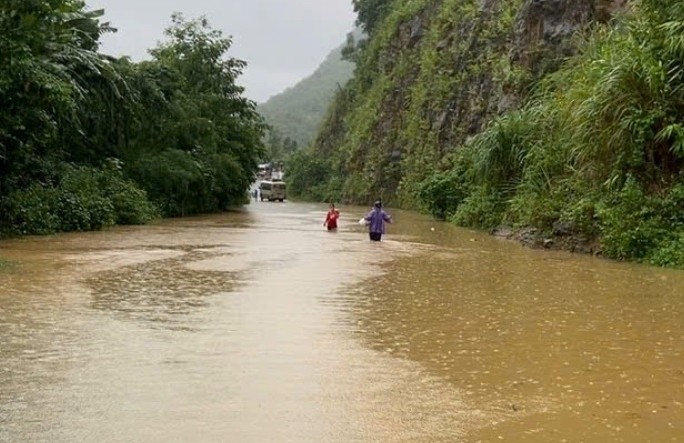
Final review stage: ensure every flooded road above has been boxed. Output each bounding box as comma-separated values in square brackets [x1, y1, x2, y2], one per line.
[1, 201, 683, 442]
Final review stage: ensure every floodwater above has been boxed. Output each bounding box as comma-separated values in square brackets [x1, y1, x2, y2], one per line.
[1, 201, 683, 442]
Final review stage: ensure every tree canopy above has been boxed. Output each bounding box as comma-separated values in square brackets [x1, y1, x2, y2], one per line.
[352, 0, 393, 35]
[0, 2, 265, 235]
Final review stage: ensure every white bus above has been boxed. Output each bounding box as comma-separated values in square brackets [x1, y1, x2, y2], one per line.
[259, 180, 287, 202]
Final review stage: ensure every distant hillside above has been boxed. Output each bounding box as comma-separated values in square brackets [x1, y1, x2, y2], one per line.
[258, 42, 355, 148]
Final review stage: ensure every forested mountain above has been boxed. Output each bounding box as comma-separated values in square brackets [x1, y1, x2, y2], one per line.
[258, 40, 355, 150]
[0, 1, 264, 236]
[289, 0, 684, 268]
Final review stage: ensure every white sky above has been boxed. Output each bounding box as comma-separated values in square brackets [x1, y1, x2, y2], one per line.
[86, 0, 356, 102]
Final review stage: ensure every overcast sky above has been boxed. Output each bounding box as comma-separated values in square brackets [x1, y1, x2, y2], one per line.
[86, 0, 356, 103]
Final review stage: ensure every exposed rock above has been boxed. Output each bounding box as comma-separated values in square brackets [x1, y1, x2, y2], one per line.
[512, 0, 593, 72]
[497, 93, 520, 114]
[493, 224, 602, 257]
[409, 17, 425, 46]
[595, 0, 629, 23]
[552, 220, 576, 236]
[436, 38, 450, 52]
[491, 226, 515, 238]
[518, 227, 539, 247]
[512, 0, 627, 76]
[434, 110, 449, 131]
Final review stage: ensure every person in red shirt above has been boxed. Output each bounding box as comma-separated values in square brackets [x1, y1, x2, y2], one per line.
[323, 203, 340, 231]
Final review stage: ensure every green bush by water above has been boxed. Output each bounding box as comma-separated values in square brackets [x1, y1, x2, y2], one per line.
[2, 162, 159, 235]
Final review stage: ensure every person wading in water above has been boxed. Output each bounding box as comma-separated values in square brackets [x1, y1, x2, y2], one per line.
[363, 200, 392, 241]
[323, 203, 340, 231]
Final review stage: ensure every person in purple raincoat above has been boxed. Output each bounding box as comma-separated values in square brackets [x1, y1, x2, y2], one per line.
[364, 200, 392, 241]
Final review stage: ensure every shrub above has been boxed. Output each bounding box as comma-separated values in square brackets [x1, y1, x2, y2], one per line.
[648, 233, 684, 268]
[98, 160, 160, 224]
[285, 149, 334, 201]
[1, 162, 159, 235]
[452, 186, 508, 229]
[468, 111, 536, 190]
[596, 177, 669, 260]
[3, 185, 61, 235]
[508, 189, 562, 231]
[129, 150, 206, 217]
[417, 169, 469, 220]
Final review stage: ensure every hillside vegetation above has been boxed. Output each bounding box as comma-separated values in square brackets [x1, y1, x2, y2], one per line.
[289, 0, 684, 268]
[258, 42, 355, 153]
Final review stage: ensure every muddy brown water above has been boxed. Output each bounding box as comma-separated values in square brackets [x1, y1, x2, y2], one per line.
[1, 201, 683, 442]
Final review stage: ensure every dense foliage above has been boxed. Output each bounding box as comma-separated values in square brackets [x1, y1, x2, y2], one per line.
[0, 2, 265, 235]
[295, 0, 684, 268]
[423, 0, 684, 267]
[352, 0, 393, 35]
[295, 0, 528, 206]
[285, 149, 338, 202]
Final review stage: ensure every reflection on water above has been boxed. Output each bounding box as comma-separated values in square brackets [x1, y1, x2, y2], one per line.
[0, 204, 683, 442]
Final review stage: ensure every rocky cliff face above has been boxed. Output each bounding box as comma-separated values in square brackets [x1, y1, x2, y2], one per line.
[513, 0, 627, 73]
[312, 0, 628, 205]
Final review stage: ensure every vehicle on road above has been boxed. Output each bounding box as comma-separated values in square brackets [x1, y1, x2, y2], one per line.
[259, 180, 287, 202]
[257, 163, 272, 180]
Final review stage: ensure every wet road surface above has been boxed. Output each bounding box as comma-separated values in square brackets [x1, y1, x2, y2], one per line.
[1, 201, 684, 442]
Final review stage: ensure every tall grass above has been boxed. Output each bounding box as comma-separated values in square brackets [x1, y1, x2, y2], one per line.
[419, 0, 684, 267]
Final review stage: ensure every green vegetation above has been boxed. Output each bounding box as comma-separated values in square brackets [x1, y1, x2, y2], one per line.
[293, 0, 529, 206]
[0, 2, 264, 236]
[352, 0, 393, 35]
[294, 0, 684, 268]
[259, 42, 355, 157]
[419, 0, 684, 267]
[285, 149, 340, 202]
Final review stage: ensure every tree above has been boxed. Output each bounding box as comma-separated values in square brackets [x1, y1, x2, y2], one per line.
[1, 6, 266, 234]
[352, 0, 392, 35]
[128, 14, 266, 215]
[0, 0, 118, 227]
